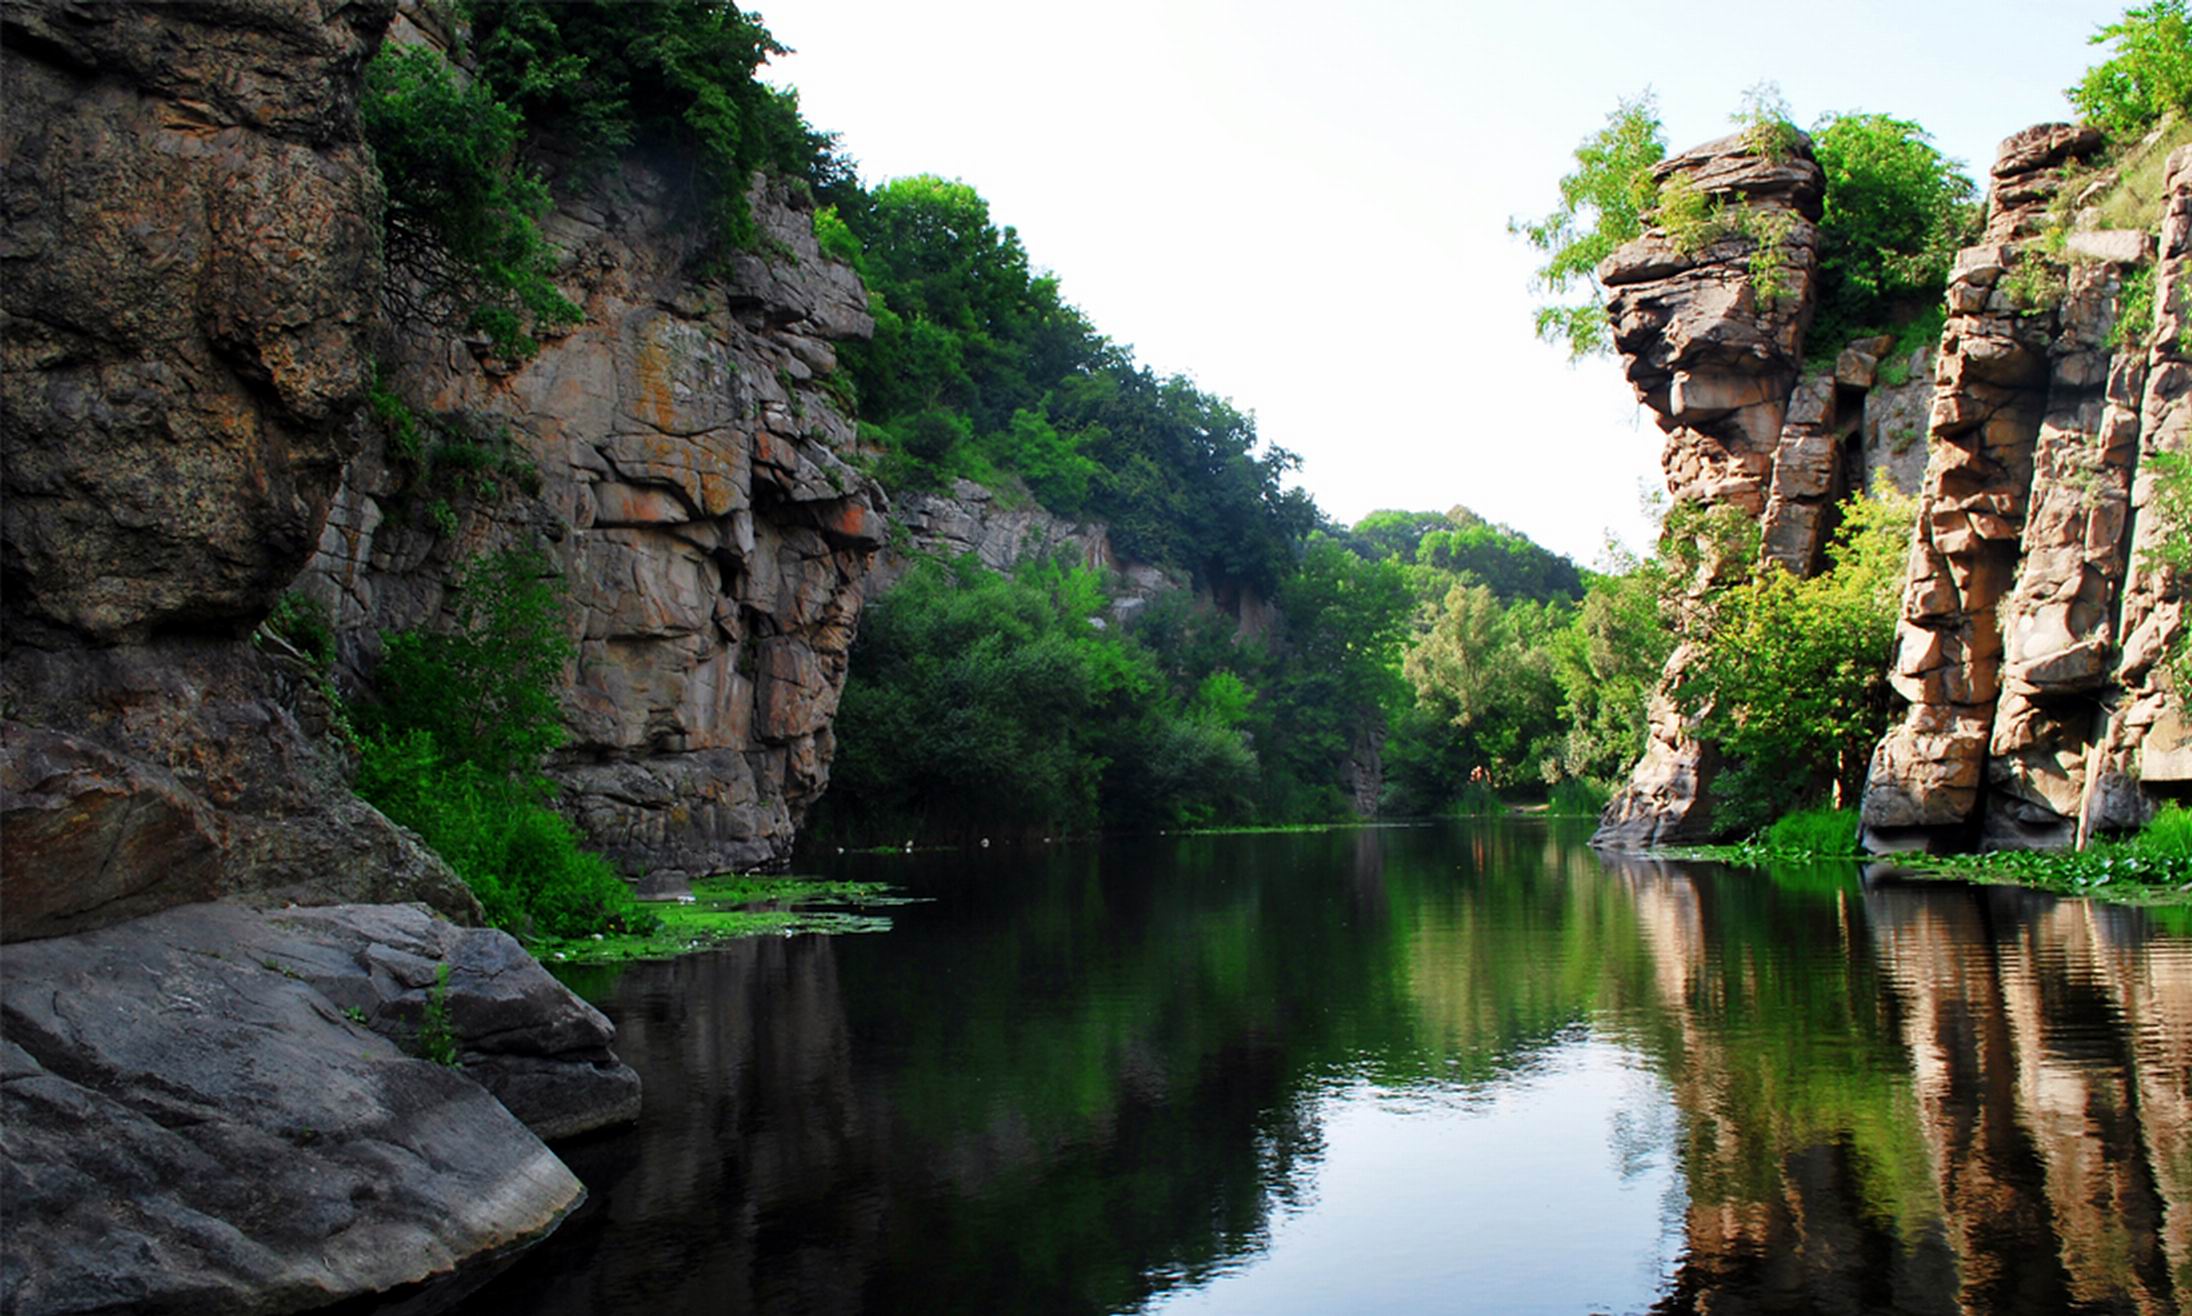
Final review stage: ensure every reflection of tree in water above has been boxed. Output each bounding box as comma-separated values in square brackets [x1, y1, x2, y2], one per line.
[462, 826, 2192, 1316]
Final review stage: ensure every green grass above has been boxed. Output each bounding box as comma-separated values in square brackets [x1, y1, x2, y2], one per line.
[2089, 114, 2192, 234]
[1894, 804, 2192, 905]
[1546, 778, 1610, 818]
[532, 876, 914, 965]
[1680, 804, 2192, 909]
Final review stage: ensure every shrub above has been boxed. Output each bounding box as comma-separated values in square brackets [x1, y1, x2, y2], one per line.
[1452, 778, 1503, 818]
[468, 0, 852, 254]
[1511, 93, 1668, 358]
[1682, 483, 1916, 833]
[2069, 1, 2192, 137]
[1808, 113, 1981, 351]
[1548, 777, 1609, 817]
[1764, 806, 1860, 856]
[368, 550, 572, 780]
[361, 44, 578, 356]
[354, 550, 645, 939]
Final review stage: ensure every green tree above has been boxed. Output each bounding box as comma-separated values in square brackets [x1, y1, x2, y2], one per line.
[2069, 1, 2192, 136]
[361, 44, 578, 355]
[1809, 113, 1980, 350]
[1549, 552, 1675, 784]
[1680, 486, 1917, 831]
[1511, 93, 1667, 358]
[469, 0, 851, 250]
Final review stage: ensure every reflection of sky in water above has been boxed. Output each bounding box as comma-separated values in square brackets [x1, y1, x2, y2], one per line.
[1143, 1034, 1683, 1316]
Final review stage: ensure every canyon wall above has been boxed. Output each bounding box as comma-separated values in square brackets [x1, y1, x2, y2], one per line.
[1596, 121, 2191, 851]
[1862, 132, 2192, 851]
[0, 0, 479, 936]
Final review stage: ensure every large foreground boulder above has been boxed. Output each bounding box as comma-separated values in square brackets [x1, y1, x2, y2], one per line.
[0, 902, 637, 1315]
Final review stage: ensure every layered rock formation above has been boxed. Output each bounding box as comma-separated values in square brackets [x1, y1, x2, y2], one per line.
[300, 157, 882, 879]
[1861, 131, 2192, 850]
[0, 5, 657, 1309]
[1595, 119, 2191, 852]
[0, 0, 475, 933]
[1594, 132, 1825, 846]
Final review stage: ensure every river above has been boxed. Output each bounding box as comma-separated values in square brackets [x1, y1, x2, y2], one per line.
[451, 820, 2192, 1315]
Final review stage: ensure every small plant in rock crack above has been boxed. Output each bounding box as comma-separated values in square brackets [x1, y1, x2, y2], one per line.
[414, 962, 461, 1068]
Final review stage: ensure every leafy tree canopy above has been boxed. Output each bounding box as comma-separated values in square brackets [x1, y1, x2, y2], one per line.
[2068, 1, 2192, 137]
[1511, 92, 1667, 358]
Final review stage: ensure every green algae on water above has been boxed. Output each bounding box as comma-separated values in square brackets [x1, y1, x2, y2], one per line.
[534, 875, 916, 967]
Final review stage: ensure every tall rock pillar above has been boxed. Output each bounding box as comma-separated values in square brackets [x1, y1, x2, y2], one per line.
[1592, 133, 1824, 847]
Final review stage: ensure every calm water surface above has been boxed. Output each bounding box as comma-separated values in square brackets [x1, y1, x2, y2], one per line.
[455, 820, 2192, 1315]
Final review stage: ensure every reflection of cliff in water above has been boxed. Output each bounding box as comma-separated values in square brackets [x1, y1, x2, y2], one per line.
[1601, 852, 2192, 1313]
[462, 828, 2191, 1315]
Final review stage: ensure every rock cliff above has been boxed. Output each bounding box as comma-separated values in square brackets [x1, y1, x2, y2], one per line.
[0, 0, 474, 935]
[0, 60, 688, 1276]
[299, 155, 882, 880]
[1593, 119, 2191, 852]
[1593, 131, 1825, 847]
[1862, 131, 2191, 850]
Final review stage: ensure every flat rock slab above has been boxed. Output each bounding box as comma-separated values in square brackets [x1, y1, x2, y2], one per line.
[0, 902, 636, 1315]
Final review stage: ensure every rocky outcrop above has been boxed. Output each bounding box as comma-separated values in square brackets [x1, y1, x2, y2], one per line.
[300, 153, 883, 879]
[0, 901, 636, 1315]
[2082, 145, 2192, 837]
[0, 0, 473, 933]
[1593, 132, 1825, 847]
[1861, 130, 2189, 850]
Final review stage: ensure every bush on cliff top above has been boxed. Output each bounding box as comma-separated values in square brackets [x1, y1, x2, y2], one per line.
[362, 43, 578, 356]
[468, 0, 854, 251]
[1519, 93, 1977, 361]
[2069, 1, 2192, 137]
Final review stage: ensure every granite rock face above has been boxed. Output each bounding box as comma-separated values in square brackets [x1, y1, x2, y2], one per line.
[0, 0, 390, 645]
[0, 0, 473, 935]
[1860, 131, 2188, 850]
[1593, 132, 1825, 847]
[2077, 145, 2192, 837]
[0, 901, 636, 1316]
[300, 158, 884, 880]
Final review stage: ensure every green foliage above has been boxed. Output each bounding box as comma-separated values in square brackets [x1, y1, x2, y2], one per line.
[1906, 803, 2192, 895]
[414, 962, 461, 1068]
[1348, 506, 1585, 603]
[468, 0, 851, 253]
[1403, 582, 1569, 791]
[1808, 114, 1981, 351]
[1732, 82, 1801, 161]
[2114, 264, 2159, 350]
[1451, 778, 1504, 818]
[1511, 93, 1668, 358]
[2087, 114, 2192, 232]
[1764, 807, 1861, 856]
[813, 203, 862, 264]
[1547, 777, 1610, 817]
[1549, 553, 1674, 784]
[820, 556, 1260, 842]
[354, 549, 644, 939]
[2003, 248, 2068, 316]
[1681, 485, 1917, 832]
[1872, 305, 1947, 387]
[264, 592, 336, 672]
[840, 175, 1312, 590]
[361, 44, 578, 356]
[368, 550, 571, 778]
[2145, 447, 2192, 691]
[2068, 1, 2192, 137]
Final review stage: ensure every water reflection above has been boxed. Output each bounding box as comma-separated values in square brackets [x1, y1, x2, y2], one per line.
[456, 823, 2192, 1315]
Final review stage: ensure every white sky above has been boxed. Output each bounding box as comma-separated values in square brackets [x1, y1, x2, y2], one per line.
[769, 0, 2121, 562]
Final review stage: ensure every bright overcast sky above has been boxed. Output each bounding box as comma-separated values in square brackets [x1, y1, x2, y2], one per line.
[770, 0, 2122, 562]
